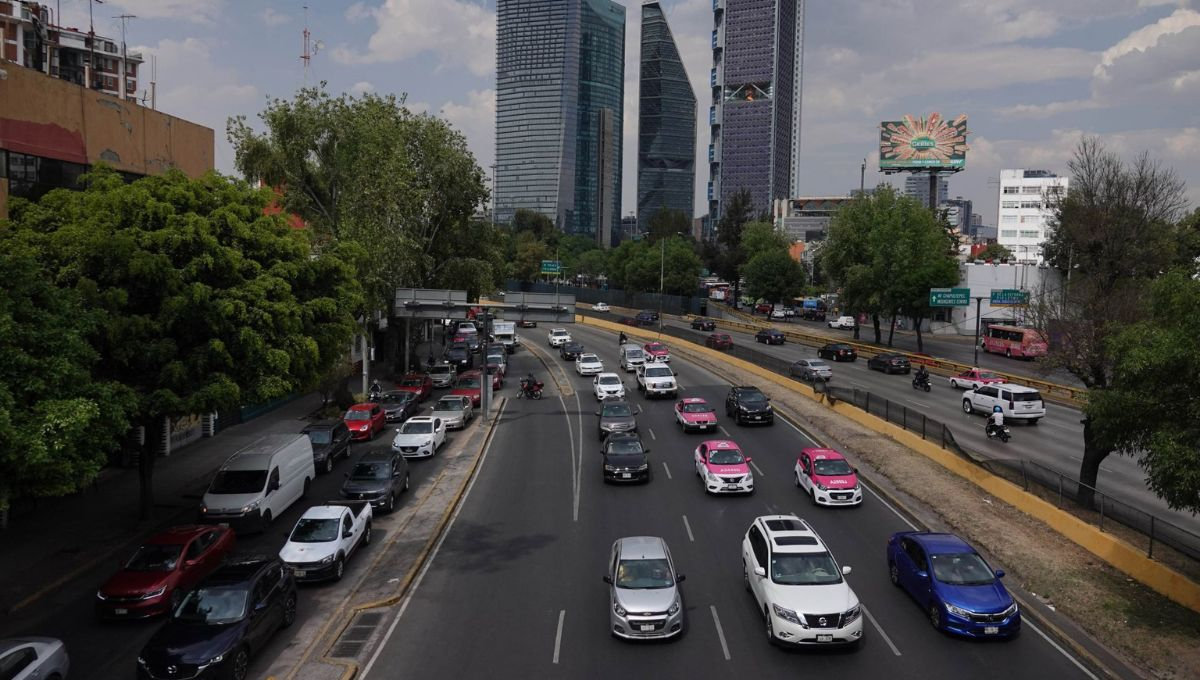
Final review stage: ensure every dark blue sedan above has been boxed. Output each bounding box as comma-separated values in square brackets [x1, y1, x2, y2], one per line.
[886, 532, 1020, 638]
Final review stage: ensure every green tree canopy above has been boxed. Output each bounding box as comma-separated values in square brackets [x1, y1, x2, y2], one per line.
[972, 242, 1013, 262]
[741, 250, 806, 306]
[739, 221, 790, 260]
[511, 209, 558, 244]
[607, 236, 699, 296]
[510, 230, 552, 283]
[646, 208, 691, 243]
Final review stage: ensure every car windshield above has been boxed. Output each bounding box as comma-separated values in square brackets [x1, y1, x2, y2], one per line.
[647, 344, 665, 352]
[430, 366, 453, 375]
[350, 462, 390, 480]
[400, 378, 424, 387]
[208, 470, 266, 494]
[615, 558, 674, 589]
[290, 518, 339, 543]
[345, 410, 371, 421]
[975, 371, 1000, 380]
[436, 400, 464, 412]
[579, 354, 599, 363]
[930, 552, 995, 585]
[601, 404, 632, 417]
[400, 421, 433, 434]
[771, 552, 843, 585]
[739, 392, 767, 404]
[809, 360, 829, 369]
[708, 449, 745, 465]
[625, 349, 644, 359]
[680, 403, 710, 413]
[813, 458, 854, 476]
[125, 544, 183, 571]
[381, 392, 413, 403]
[174, 585, 249, 624]
[606, 439, 643, 455]
[645, 367, 672, 378]
[306, 430, 333, 445]
[598, 376, 621, 386]
[456, 377, 481, 389]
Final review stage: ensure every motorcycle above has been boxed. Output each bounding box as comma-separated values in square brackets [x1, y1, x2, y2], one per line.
[985, 422, 1011, 443]
[911, 375, 931, 392]
[368, 382, 383, 400]
[518, 378, 544, 400]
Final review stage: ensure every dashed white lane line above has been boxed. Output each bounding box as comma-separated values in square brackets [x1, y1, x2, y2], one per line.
[662, 462, 673, 479]
[719, 426, 732, 437]
[863, 605, 901, 656]
[1027, 619, 1099, 680]
[682, 514, 695, 542]
[552, 609, 565, 664]
[648, 427, 656, 440]
[750, 460, 765, 477]
[1065, 455, 1115, 474]
[861, 484, 919, 531]
[710, 606, 732, 661]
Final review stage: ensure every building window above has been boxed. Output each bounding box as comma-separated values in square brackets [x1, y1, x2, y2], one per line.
[1001, 215, 1018, 223]
[1001, 201, 1019, 209]
[1020, 201, 1040, 209]
[1002, 186, 1020, 194]
[1019, 230, 1040, 238]
[1000, 230, 1018, 238]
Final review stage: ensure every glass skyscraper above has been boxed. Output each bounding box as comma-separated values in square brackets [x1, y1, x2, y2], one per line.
[575, 0, 625, 246]
[637, 1, 696, 232]
[709, 0, 806, 221]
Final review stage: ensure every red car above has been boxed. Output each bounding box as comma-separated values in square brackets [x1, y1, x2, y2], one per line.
[95, 525, 235, 619]
[643, 341, 671, 363]
[450, 370, 484, 406]
[396, 373, 434, 401]
[344, 402, 386, 440]
[706, 333, 734, 350]
[754, 303, 772, 314]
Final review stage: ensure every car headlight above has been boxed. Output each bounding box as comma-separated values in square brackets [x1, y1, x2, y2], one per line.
[945, 603, 973, 619]
[207, 653, 225, 665]
[141, 586, 167, 600]
[636, 464, 649, 471]
[843, 604, 861, 624]
[668, 599, 680, 615]
[604, 465, 617, 471]
[706, 470, 719, 481]
[613, 603, 627, 617]
[96, 590, 109, 601]
[241, 499, 261, 513]
[319, 554, 335, 565]
[772, 603, 801, 625]
[814, 482, 828, 491]
[359, 425, 369, 431]
[739, 405, 749, 412]
[999, 602, 1019, 618]
[420, 440, 432, 447]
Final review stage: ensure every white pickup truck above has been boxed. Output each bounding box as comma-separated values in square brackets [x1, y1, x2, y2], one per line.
[492, 321, 519, 353]
[636, 362, 678, 399]
[279, 501, 372, 582]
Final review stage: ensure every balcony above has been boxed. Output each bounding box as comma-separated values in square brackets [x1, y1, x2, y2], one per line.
[709, 103, 721, 126]
[708, 142, 721, 163]
[708, 182, 715, 202]
[713, 0, 724, 13]
[711, 27, 723, 51]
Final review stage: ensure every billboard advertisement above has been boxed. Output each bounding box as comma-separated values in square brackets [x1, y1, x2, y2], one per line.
[879, 113, 969, 171]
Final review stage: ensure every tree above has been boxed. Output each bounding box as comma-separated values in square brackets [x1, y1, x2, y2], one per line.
[713, 189, 755, 305]
[4, 168, 363, 518]
[877, 202, 960, 351]
[1087, 271, 1200, 513]
[1030, 136, 1190, 507]
[740, 221, 790, 260]
[821, 188, 891, 341]
[574, 249, 609, 280]
[511, 209, 558, 244]
[646, 209, 690, 243]
[972, 243, 1013, 262]
[510, 230, 552, 283]
[741, 250, 806, 308]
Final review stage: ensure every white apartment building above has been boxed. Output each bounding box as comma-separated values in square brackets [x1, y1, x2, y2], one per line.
[997, 169, 1068, 263]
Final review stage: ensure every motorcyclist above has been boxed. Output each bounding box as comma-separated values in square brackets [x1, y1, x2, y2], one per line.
[520, 372, 539, 396]
[618, 330, 628, 346]
[986, 405, 1005, 437]
[915, 365, 930, 385]
[369, 379, 382, 398]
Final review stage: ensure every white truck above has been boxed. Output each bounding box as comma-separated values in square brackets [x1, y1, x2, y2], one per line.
[636, 362, 678, 399]
[492, 321, 519, 353]
[278, 501, 372, 582]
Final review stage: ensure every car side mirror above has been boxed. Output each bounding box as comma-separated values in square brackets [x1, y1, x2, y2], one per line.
[995, 569, 1005, 578]
[643, 449, 650, 455]
[676, 573, 686, 583]
[754, 566, 766, 578]
[343, 529, 353, 538]
[744, 456, 752, 463]
[254, 601, 268, 614]
[841, 565, 852, 576]
[916, 570, 929, 580]
[594, 411, 601, 416]
[602, 575, 612, 584]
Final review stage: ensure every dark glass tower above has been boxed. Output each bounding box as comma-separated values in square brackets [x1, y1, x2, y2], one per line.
[637, 1, 697, 233]
[575, 0, 626, 246]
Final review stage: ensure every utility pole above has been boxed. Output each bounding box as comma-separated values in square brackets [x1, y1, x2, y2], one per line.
[658, 236, 666, 337]
[860, 158, 866, 195]
[86, 0, 101, 90]
[972, 296, 987, 366]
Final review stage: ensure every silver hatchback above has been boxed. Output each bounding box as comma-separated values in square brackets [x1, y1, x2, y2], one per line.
[604, 536, 685, 640]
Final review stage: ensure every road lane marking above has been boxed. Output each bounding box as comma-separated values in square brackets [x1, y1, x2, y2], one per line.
[552, 609, 566, 664]
[1043, 420, 1075, 432]
[862, 484, 919, 531]
[719, 426, 731, 437]
[682, 515, 695, 542]
[904, 399, 929, 408]
[862, 605, 901, 656]
[558, 393, 580, 522]
[662, 462, 673, 479]
[710, 606, 731, 661]
[1026, 619, 1098, 680]
[750, 460, 765, 477]
[648, 427, 656, 440]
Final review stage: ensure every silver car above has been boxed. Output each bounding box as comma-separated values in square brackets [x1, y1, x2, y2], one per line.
[0, 637, 70, 680]
[428, 362, 457, 388]
[789, 358, 833, 382]
[432, 395, 473, 430]
[604, 536, 685, 640]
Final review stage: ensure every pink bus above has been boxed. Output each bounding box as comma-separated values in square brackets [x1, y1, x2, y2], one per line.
[982, 324, 1047, 359]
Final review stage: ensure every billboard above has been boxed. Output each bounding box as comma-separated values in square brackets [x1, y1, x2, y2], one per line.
[879, 113, 969, 171]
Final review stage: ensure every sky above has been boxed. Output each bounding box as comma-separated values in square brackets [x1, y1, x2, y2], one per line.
[59, 0, 1200, 226]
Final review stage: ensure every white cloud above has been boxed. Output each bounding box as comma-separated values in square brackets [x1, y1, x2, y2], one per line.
[93, 0, 225, 25]
[259, 8, 291, 28]
[1096, 8, 1200, 76]
[441, 89, 497, 171]
[349, 81, 376, 96]
[331, 0, 494, 77]
[345, 2, 376, 22]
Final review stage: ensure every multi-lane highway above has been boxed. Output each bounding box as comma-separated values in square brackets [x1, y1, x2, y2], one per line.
[361, 322, 1100, 678]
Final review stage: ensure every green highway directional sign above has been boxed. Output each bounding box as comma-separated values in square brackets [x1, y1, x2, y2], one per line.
[541, 260, 561, 275]
[929, 287, 970, 307]
[990, 288, 1029, 306]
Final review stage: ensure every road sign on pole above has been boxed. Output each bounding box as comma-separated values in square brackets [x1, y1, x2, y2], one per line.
[929, 287, 970, 307]
[990, 288, 1029, 306]
[541, 260, 561, 275]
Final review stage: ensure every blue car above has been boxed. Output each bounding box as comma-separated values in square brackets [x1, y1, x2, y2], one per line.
[886, 532, 1020, 638]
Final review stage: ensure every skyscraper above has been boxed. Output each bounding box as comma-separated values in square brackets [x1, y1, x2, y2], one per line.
[709, 0, 806, 221]
[904, 172, 949, 207]
[575, 0, 626, 246]
[637, 1, 696, 232]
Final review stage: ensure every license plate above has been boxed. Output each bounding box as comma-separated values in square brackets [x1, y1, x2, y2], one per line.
[622, 473, 631, 479]
[114, 608, 128, 615]
[640, 624, 655, 632]
[984, 626, 999, 635]
[294, 570, 306, 578]
[753, 416, 761, 420]
[817, 634, 833, 642]
[725, 485, 740, 490]
[699, 424, 708, 429]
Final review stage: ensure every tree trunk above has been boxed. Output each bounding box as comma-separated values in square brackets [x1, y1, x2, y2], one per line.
[852, 311, 860, 340]
[913, 314, 925, 353]
[1077, 415, 1111, 509]
[872, 314, 882, 344]
[137, 419, 157, 520]
[886, 309, 898, 347]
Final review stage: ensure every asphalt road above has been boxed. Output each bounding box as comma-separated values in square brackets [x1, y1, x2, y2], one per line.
[659, 314, 1200, 544]
[0, 369, 480, 680]
[362, 323, 1100, 679]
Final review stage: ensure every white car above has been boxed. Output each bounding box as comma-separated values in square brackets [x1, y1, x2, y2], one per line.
[593, 302, 610, 312]
[827, 316, 856, 330]
[593, 372, 626, 401]
[962, 384, 1045, 423]
[548, 328, 571, 347]
[742, 515, 863, 647]
[635, 363, 678, 399]
[576, 353, 604, 376]
[391, 416, 446, 458]
[771, 309, 786, 319]
[0, 638, 69, 680]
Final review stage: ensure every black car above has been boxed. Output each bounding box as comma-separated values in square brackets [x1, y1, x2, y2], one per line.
[755, 328, 786, 345]
[601, 433, 651, 483]
[596, 399, 640, 440]
[137, 556, 297, 680]
[373, 390, 421, 424]
[640, 309, 660, 321]
[817, 343, 858, 362]
[867, 352, 911, 374]
[560, 341, 585, 361]
[302, 420, 352, 474]
[518, 319, 538, 328]
[725, 386, 774, 425]
[691, 317, 716, 331]
[444, 344, 474, 370]
[339, 451, 411, 513]
[634, 311, 656, 325]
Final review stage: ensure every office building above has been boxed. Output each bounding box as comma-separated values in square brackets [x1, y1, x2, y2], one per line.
[771, 196, 852, 243]
[904, 172, 949, 207]
[709, 0, 805, 221]
[637, 1, 696, 232]
[575, 0, 625, 247]
[997, 169, 1068, 263]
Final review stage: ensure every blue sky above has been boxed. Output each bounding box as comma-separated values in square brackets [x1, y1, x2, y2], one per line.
[63, 0, 1200, 224]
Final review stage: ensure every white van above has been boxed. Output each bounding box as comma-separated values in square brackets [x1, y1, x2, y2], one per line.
[200, 434, 316, 533]
[619, 343, 647, 372]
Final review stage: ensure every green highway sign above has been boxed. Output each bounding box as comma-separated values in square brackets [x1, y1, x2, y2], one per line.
[541, 260, 561, 275]
[929, 287, 970, 307]
[990, 288, 1029, 306]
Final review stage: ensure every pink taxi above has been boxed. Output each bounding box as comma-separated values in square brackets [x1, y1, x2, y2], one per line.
[674, 397, 717, 433]
[643, 341, 671, 363]
[694, 440, 754, 494]
[794, 448, 862, 506]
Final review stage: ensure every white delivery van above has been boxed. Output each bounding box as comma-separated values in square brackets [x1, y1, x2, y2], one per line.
[200, 434, 316, 533]
[492, 321, 519, 353]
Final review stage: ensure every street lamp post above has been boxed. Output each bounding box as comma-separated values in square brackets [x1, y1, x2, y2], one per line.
[972, 296, 987, 366]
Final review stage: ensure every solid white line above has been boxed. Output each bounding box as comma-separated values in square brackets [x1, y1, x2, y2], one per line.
[1025, 619, 1098, 680]
[360, 400, 507, 679]
[861, 484, 919, 531]
[552, 609, 566, 664]
[1065, 456, 1115, 474]
[719, 425, 731, 437]
[682, 514, 695, 542]
[710, 605, 732, 661]
[558, 393, 580, 523]
[648, 427, 656, 440]
[662, 462, 673, 479]
[574, 389, 584, 522]
[904, 399, 929, 409]
[750, 460, 765, 477]
[862, 605, 901, 656]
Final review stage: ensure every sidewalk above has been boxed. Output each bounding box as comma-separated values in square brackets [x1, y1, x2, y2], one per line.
[0, 391, 326, 617]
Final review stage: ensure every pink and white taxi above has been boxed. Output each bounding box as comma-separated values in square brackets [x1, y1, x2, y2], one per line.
[643, 341, 671, 363]
[674, 397, 717, 433]
[694, 440, 754, 494]
[794, 448, 862, 506]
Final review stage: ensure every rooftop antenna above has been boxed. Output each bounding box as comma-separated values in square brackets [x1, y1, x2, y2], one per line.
[114, 13, 135, 100]
[300, 5, 323, 83]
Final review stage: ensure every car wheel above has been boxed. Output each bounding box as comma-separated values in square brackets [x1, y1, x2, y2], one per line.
[230, 647, 250, 680]
[282, 592, 297, 627]
[385, 492, 395, 513]
[765, 607, 776, 643]
[929, 603, 943, 631]
[950, 379, 958, 389]
[962, 400, 974, 414]
[888, 562, 900, 587]
[324, 455, 334, 474]
[334, 555, 345, 581]
[262, 510, 272, 527]
[363, 523, 372, 546]
[743, 561, 751, 592]
[404, 473, 411, 491]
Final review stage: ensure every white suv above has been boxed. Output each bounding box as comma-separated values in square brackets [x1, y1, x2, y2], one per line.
[547, 328, 571, 347]
[636, 363, 677, 399]
[742, 515, 863, 647]
[827, 316, 855, 330]
[962, 384, 1045, 423]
